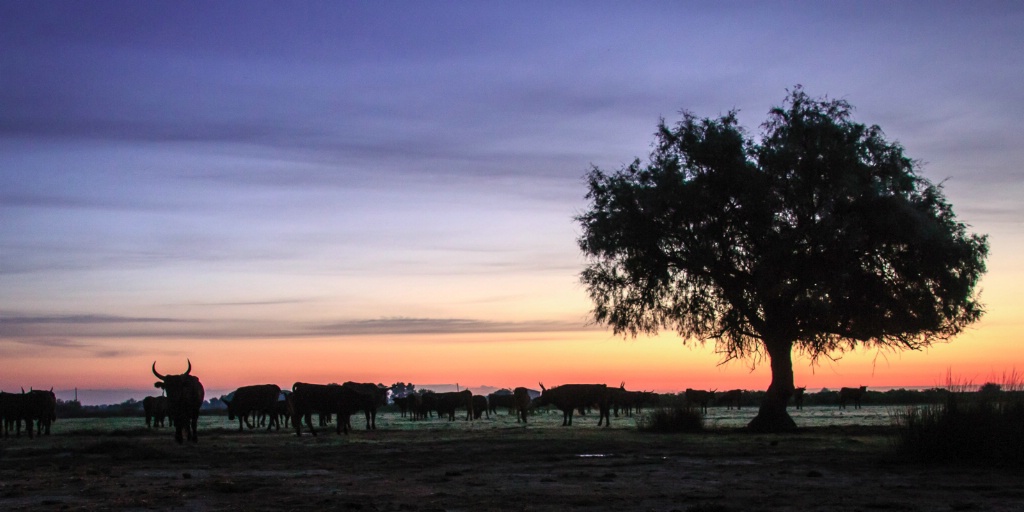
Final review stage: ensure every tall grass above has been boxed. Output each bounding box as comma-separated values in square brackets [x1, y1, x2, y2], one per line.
[891, 370, 1024, 467]
[636, 405, 704, 433]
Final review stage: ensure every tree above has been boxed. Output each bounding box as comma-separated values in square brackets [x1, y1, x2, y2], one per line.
[576, 87, 988, 432]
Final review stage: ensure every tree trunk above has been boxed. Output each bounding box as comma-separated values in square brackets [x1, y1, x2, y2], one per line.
[747, 340, 797, 432]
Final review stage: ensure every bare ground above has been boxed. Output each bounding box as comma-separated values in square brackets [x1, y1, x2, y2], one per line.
[1, 417, 1022, 511]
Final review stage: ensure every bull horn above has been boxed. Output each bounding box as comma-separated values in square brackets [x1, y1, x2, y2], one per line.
[152, 361, 166, 380]
[184, 358, 192, 376]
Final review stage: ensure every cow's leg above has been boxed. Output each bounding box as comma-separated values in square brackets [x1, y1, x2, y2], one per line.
[301, 413, 312, 436]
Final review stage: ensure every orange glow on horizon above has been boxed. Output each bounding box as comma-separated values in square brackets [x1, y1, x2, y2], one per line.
[4, 319, 1019, 403]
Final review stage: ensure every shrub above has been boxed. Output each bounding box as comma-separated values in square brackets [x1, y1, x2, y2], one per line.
[891, 375, 1024, 467]
[636, 405, 704, 433]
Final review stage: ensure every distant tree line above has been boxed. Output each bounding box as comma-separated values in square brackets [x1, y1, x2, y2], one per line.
[56, 397, 229, 419]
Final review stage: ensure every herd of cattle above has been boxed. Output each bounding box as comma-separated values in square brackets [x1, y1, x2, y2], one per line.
[2, 360, 872, 443]
[0, 388, 57, 439]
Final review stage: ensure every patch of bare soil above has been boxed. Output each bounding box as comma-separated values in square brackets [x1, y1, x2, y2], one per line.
[2, 423, 1022, 511]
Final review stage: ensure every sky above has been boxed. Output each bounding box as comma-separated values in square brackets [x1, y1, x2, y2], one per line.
[2, 2, 1022, 405]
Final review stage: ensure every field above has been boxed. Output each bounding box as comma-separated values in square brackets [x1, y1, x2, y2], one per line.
[2, 406, 1022, 511]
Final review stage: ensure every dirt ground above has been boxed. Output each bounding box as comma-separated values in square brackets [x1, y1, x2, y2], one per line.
[1, 415, 1022, 511]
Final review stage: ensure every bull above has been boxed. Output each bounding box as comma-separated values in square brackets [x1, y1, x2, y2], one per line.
[1, 391, 25, 437]
[838, 386, 867, 409]
[610, 382, 649, 417]
[143, 395, 169, 428]
[684, 388, 715, 414]
[434, 390, 473, 421]
[342, 382, 389, 430]
[222, 384, 282, 431]
[409, 391, 437, 420]
[513, 387, 533, 423]
[635, 391, 658, 415]
[793, 387, 806, 410]
[23, 389, 57, 437]
[472, 395, 489, 419]
[289, 382, 363, 436]
[0, 390, 51, 438]
[272, 391, 291, 428]
[488, 390, 517, 415]
[536, 383, 611, 427]
[719, 389, 744, 410]
[152, 360, 205, 444]
[393, 395, 411, 418]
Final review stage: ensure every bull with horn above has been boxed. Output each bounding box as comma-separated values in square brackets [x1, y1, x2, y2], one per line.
[153, 359, 205, 443]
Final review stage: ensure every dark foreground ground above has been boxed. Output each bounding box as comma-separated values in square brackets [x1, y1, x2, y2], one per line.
[1, 415, 1022, 511]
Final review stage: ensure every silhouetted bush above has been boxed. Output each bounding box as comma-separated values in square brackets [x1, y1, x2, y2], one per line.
[892, 390, 1024, 467]
[636, 405, 704, 433]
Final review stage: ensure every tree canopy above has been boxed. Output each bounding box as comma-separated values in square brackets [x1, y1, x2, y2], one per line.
[577, 87, 988, 431]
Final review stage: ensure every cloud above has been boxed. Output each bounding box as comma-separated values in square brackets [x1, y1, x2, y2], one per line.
[0, 337, 135, 359]
[311, 317, 595, 337]
[1, 309, 596, 341]
[0, 313, 191, 339]
[2, 314, 185, 325]
[191, 299, 315, 307]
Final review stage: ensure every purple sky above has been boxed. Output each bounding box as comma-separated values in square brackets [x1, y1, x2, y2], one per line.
[3, 2, 1022, 402]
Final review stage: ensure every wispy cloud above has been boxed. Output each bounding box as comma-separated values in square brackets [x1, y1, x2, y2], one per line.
[1, 310, 596, 341]
[187, 299, 315, 307]
[0, 313, 192, 339]
[0, 337, 136, 359]
[2, 314, 185, 325]
[311, 317, 595, 337]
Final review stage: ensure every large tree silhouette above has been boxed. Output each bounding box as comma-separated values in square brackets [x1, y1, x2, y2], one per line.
[577, 87, 988, 432]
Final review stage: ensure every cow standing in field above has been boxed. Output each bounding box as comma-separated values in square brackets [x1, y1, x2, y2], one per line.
[23, 389, 57, 437]
[434, 390, 474, 421]
[488, 390, 517, 415]
[393, 395, 411, 418]
[472, 395, 489, 419]
[152, 360, 205, 444]
[610, 382, 630, 417]
[0, 391, 21, 437]
[720, 389, 744, 410]
[611, 384, 654, 417]
[793, 387, 806, 410]
[1, 389, 56, 438]
[143, 395, 169, 428]
[342, 382, 389, 430]
[513, 387, 533, 423]
[289, 382, 363, 436]
[222, 384, 282, 431]
[838, 386, 867, 409]
[684, 389, 715, 414]
[407, 392, 436, 421]
[272, 391, 291, 428]
[536, 383, 612, 427]
[635, 391, 659, 415]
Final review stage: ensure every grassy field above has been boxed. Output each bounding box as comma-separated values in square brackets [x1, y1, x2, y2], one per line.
[47, 404, 900, 435]
[3, 406, 1021, 511]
